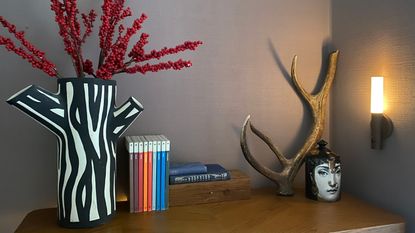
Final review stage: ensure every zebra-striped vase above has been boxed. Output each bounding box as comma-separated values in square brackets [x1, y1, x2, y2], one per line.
[7, 78, 143, 228]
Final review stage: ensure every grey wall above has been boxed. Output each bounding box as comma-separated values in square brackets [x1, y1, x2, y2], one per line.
[0, 0, 331, 232]
[331, 0, 415, 232]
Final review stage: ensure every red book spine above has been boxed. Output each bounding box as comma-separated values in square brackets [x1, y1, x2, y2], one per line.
[133, 149, 138, 213]
[138, 150, 144, 212]
[148, 150, 153, 211]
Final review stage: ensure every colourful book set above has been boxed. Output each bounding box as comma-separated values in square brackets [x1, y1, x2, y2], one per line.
[125, 135, 170, 213]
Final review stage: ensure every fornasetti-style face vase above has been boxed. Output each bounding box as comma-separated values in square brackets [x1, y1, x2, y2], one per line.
[305, 140, 341, 202]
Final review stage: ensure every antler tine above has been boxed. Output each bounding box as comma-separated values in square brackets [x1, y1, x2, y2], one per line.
[291, 55, 312, 102]
[289, 51, 339, 174]
[317, 50, 339, 99]
[241, 115, 281, 181]
[249, 119, 289, 167]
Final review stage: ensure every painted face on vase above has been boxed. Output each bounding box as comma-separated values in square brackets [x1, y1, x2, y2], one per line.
[313, 160, 341, 201]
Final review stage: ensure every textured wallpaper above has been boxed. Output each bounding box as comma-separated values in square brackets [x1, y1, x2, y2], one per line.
[332, 0, 415, 231]
[0, 0, 331, 232]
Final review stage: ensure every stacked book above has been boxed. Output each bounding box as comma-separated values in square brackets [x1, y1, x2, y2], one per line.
[125, 135, 170, 213]
[169, 162, 231, 185]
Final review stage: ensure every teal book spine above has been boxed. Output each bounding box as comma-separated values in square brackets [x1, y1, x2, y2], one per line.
[160, 137, 166, 210]
[156, 137, 162, 211]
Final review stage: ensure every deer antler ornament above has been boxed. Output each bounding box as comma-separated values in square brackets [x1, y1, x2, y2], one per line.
[240, 50, 339, 196]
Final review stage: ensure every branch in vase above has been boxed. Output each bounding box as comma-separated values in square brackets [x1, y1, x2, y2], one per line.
[0, 17, 58, 77]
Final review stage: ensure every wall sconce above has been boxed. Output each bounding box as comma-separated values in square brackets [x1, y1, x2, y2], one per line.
[370, 76, 393, 150]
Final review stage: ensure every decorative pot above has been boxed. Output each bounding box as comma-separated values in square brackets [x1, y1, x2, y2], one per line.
[7, 77, 143, 228]
[305, 140, 341, 202]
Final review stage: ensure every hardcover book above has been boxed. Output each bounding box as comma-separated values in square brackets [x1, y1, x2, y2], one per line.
[137, 136, 144, 212]
[146, 136, 153, 211]
[133, 136, 140, 213]
[169, 164, 231, 185]
[156, 135, 162, 211]
[160, 135, 167, 210]
[160, 135, 170, 210]
[145, 135, 158, 211]
[169, 162, 207, 176]
[141, 136, 148, 212]
[125, 136, 134, 213]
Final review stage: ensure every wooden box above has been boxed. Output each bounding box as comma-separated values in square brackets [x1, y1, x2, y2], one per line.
[169, 170, 251, 207]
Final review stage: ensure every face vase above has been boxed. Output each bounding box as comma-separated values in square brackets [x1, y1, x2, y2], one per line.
[306, 156, 341, 202]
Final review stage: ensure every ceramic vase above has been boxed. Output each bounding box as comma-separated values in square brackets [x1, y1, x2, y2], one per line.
[305, 140, 341, 202]
[7, 77, 143, 228]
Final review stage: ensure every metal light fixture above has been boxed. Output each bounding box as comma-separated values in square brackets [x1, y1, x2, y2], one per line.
[370, 76, 393, 150]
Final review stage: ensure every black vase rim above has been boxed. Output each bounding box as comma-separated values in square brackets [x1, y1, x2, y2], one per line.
[57, 77, 116, 85]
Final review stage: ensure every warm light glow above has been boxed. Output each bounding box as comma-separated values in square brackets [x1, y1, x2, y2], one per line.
[371, 76, 384, 113]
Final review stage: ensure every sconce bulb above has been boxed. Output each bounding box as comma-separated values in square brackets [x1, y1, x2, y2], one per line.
[370, 76, 393, 149]
[371, 76, 384, 113]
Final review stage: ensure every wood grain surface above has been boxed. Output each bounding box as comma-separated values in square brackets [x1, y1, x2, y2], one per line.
[169, 170, 251, 206]
[15, 188, 404, 233]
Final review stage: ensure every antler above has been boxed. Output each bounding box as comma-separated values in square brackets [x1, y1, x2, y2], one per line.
[240, 50, 339, 196]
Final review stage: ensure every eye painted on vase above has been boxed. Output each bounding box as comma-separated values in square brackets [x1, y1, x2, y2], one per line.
[317, 167, 329, 177]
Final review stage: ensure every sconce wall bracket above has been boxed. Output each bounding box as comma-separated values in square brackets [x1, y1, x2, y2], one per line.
[370, 113, 393, 150]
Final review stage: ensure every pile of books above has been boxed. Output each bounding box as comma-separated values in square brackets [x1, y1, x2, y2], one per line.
[125, 135, 170, 213]
[169, 162, 231, 185]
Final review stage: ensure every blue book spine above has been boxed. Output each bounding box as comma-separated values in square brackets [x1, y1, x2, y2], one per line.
[165, 152, 169, 209]
[160, 140, 167, 210]
[169, 164, 231, 185]
[156, 140, 162, 211]
[169, 162, 207, 176]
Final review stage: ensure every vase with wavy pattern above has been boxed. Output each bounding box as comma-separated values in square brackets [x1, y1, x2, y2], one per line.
[7, 77, 143, 228]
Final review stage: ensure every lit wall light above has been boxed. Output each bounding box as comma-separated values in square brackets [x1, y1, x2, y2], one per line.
[370, 76, 393, 150]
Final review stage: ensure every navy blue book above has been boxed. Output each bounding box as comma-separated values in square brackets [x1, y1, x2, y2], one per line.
[169, 164, 230, 185]
[169, 162, 208, 176]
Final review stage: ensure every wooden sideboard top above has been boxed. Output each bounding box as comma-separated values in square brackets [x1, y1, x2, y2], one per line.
[15, 188, 404, 233]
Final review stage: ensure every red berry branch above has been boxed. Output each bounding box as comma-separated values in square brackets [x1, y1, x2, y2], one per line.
[0, 0, 202, 80]
[0, 16, 59, 77]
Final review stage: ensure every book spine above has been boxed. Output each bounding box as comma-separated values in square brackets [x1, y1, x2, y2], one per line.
[142, 136, 148, 212]
[164, 136, 170, 210]
[160, 136, 166, 210]
[156, 137, 162, 211]
[169, 165, 207, 176]
[169, 171, 230, 184]
[138, 136, 144, 212]
[133, 136, 139, 213]
[151, 136, 157, 211]
[126, 136, 134, 213]
[147, 138, 153, 212]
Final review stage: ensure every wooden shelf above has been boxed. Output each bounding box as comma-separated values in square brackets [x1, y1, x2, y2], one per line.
[15, 188, 404, 233]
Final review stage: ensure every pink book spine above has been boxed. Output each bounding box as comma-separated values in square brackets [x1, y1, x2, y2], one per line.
[148, 149, 153, 211]
[143, 149, 148, 212]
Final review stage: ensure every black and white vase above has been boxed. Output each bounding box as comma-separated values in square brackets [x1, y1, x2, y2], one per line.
[305, 140, 341, 202]
[7, 77, 143, 228]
